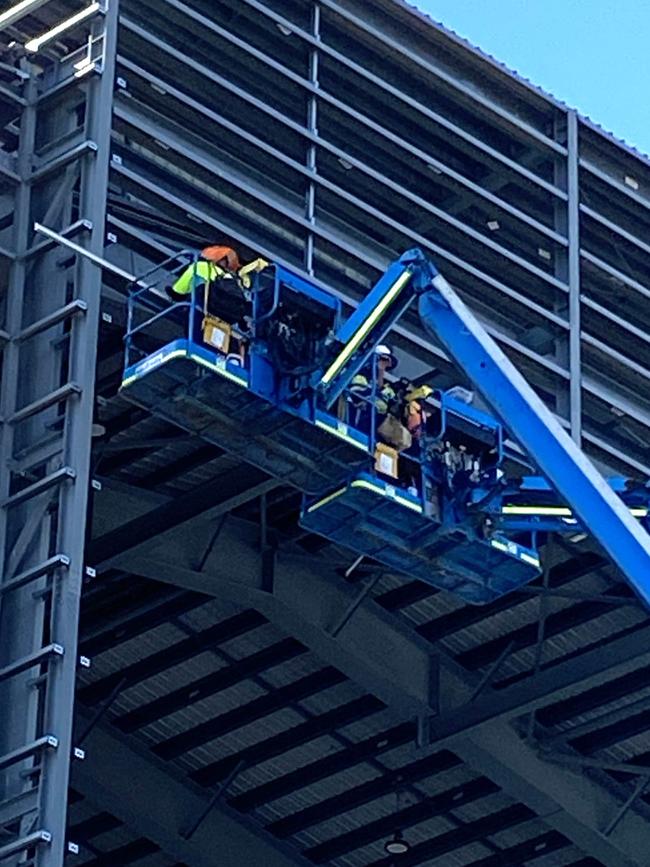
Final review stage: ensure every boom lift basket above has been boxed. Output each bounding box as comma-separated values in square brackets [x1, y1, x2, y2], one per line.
[301, 472, 540, 604]
[120, 257, 371, 493]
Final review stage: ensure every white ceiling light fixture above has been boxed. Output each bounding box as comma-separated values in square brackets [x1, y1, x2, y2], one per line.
[0, 0, 51, 31]
[337, 156, 353, 171]
[384, 830, 410, 856]
[275, 22, 292, 36]
[25, 2, 101, 54]
[486, 219, 500, 231]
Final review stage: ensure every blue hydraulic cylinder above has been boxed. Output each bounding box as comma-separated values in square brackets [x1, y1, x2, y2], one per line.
[316, 251, 435, 408]
[418, 266, 650, 608]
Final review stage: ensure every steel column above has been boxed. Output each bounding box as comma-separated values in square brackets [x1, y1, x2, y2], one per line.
[0, 69, 46, 863]
[38, 2, 119, 863]
[304, 2, 320, 274]
[567, 110, 582, 442]
[0, 4, 119, 865]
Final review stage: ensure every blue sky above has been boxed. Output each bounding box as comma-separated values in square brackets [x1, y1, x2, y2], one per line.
[416, 0, 650, 156]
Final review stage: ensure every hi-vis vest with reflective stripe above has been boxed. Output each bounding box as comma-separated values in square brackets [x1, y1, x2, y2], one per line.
[349, 374, 395, 414]
[172, 261, 227, 296]
[172, 257, 269, 295]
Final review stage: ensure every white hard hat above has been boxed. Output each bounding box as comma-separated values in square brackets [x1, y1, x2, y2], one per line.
[375, 344, 397, 370]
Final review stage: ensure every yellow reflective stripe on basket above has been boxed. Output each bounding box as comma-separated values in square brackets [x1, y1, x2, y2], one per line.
[502, 504, 648, 520]
[307, 487, 346, 513]
[315, 418, 368, 451]
[501, 505, 572, 516]
[121, 348, 187, 388]
[190, 354, 247, 386]
[350, 479, 423, 513]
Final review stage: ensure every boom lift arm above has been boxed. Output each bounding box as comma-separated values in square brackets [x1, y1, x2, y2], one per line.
[318, 247, 650, 606]
[315, 256, 429, 407]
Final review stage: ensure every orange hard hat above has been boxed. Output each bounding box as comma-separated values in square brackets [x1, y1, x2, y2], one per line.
[201, 245, 240, 271]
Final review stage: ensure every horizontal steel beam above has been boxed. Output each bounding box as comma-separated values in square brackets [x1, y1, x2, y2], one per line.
[0, 0, 50, 30]
[121, 12, 568, 294]
[0, 829, 51, 862]
[17, 299, 88, 343]
[580, 157, 650, 211]
[544, 692, 650, 747]
[0, 786, 39, 829]
[0, 735, 58, 772]
[106, 492, 650, 865]
[74, 714, 301, 867]
[540, 752, 650, 777]
[10, 382, 81, 424]
[428, 624, 650, 745]
[319, 0, 566, 154]
[581, 202, 650, 263]
[0, 643, 63, 683]
[89, 470, 277, 569]
[33, 223, 140, 284]
[30, 139, 98, 183]
[581, 248, 650, 304]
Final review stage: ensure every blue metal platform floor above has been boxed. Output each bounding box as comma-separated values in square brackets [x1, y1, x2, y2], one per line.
[301, 473, 541, 604]
[121, 340, 370, 493]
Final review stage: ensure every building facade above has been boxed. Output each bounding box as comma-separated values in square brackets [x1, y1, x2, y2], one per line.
[2, 1, 650, 865]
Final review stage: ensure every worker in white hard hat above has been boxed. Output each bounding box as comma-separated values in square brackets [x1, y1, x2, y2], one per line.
[348, 344, 398, 432]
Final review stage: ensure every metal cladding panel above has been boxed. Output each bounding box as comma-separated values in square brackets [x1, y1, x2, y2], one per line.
[105, 0, 650, 476]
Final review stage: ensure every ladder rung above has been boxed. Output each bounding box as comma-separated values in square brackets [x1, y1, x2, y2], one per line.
[17, 300, 87, 343]
[25, 218, 92, 260]
[10, 382, 81, 424]
[0, 787, 39, 828]
[0, 736, 58, 772]
[0, 554, 70, 597]
[30, 139, 98, 182]
[0, 643, 64, 684]
[8, 434, 65, 477]
[2, 466, 76, 508]
[0, 329, 9, 344]
[0, 829, 51, 862]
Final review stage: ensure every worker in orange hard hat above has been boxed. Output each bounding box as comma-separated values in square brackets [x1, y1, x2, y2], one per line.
[166, 243, 268, 363]
[167, 244, 241, 301]
[201, 245, 241, 271]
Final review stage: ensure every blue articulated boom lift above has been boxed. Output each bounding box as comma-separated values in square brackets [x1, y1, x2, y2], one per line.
[120, 247, 650, 605]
